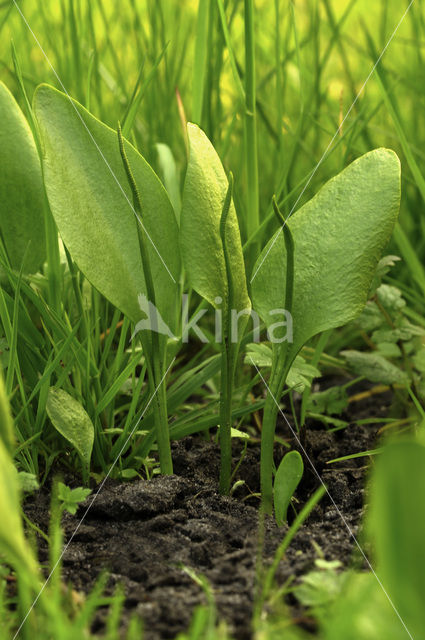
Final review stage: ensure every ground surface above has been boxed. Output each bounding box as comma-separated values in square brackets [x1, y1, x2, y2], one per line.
[24, 381, 392, 639]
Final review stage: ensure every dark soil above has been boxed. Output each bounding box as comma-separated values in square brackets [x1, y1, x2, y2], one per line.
[24, 380, 393, 639]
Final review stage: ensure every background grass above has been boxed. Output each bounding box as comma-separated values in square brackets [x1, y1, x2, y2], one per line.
[1, 0, 424, 261]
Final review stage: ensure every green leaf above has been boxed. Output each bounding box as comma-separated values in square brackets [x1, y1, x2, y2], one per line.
[341, 350, 409, 385]
[46, 387, 94, 468]
[57, 481, 92, 515]
[33, 84, 180, 327]
[369, 254, 400, 294]
[308, 413, 348, 430]
[376, 284, 405, 312]
[375, 342, 402, 359]
[413, 347, 425, 375]
[244, 342, 273, 367]
[0, 370, 37, 571]
[252, 149, 400, 365]
[367, 441, 425, 638]
[274, 450, 304, 526]
[180, 123, 250, 316]
[286, 356, 320, 393]
[0, 81, 45, 273]
[354, 301, 384, 333]
[307, 386, 349, 416]
[230, 427, 250, 440]
[119, 468, 140, 480]
[245, 343, 319, 392]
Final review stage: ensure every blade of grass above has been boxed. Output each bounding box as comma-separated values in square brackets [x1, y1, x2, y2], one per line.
[244, 0, 259, 251]
[192, 0, 209, 125]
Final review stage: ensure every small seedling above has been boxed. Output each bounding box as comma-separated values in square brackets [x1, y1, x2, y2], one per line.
[34, 84, 181, 475]
[57, 482, 92, 515]
[274, 450, 304, 526]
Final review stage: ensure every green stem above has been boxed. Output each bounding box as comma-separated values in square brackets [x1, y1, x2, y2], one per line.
[152, 356, 173, 474]
[118, 124, 172, 475]
[219, 174, 236, 494]
[219, 336, 234, 494]
[260, 198, 295, 513]
[260, 359, 291, 513]
[43, 189, 62, 314]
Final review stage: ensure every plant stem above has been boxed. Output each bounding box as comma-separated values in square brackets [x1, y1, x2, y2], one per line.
[219, 336, 234, 494]
[260, 359, 291, 513]
[118, 124, 173, 475]
[152, 355, 173, 474]
[260, 198, 295, 513]
[219, 174, 236, 494]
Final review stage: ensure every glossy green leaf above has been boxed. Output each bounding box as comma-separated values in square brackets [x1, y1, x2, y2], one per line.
[252, 149, 401, 365]
[367, 441, 425, 638]
[180, 123, 250, 315]
[33, 84, 180, 327]
[274, 450, 304, 526]
[0, 81, 45, 273]
[46, 387, 94, 468]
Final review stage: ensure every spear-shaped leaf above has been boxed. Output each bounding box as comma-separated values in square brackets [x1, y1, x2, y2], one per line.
[180, 123, 250, 317]
[33, 84, 180, 329]
[252, 149, 401, 365]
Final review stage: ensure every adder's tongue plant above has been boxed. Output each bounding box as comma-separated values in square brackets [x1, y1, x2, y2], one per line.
[180, 124, 251, 494]
[33, 84, 181, 474]
[252, 149, 401, 513]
